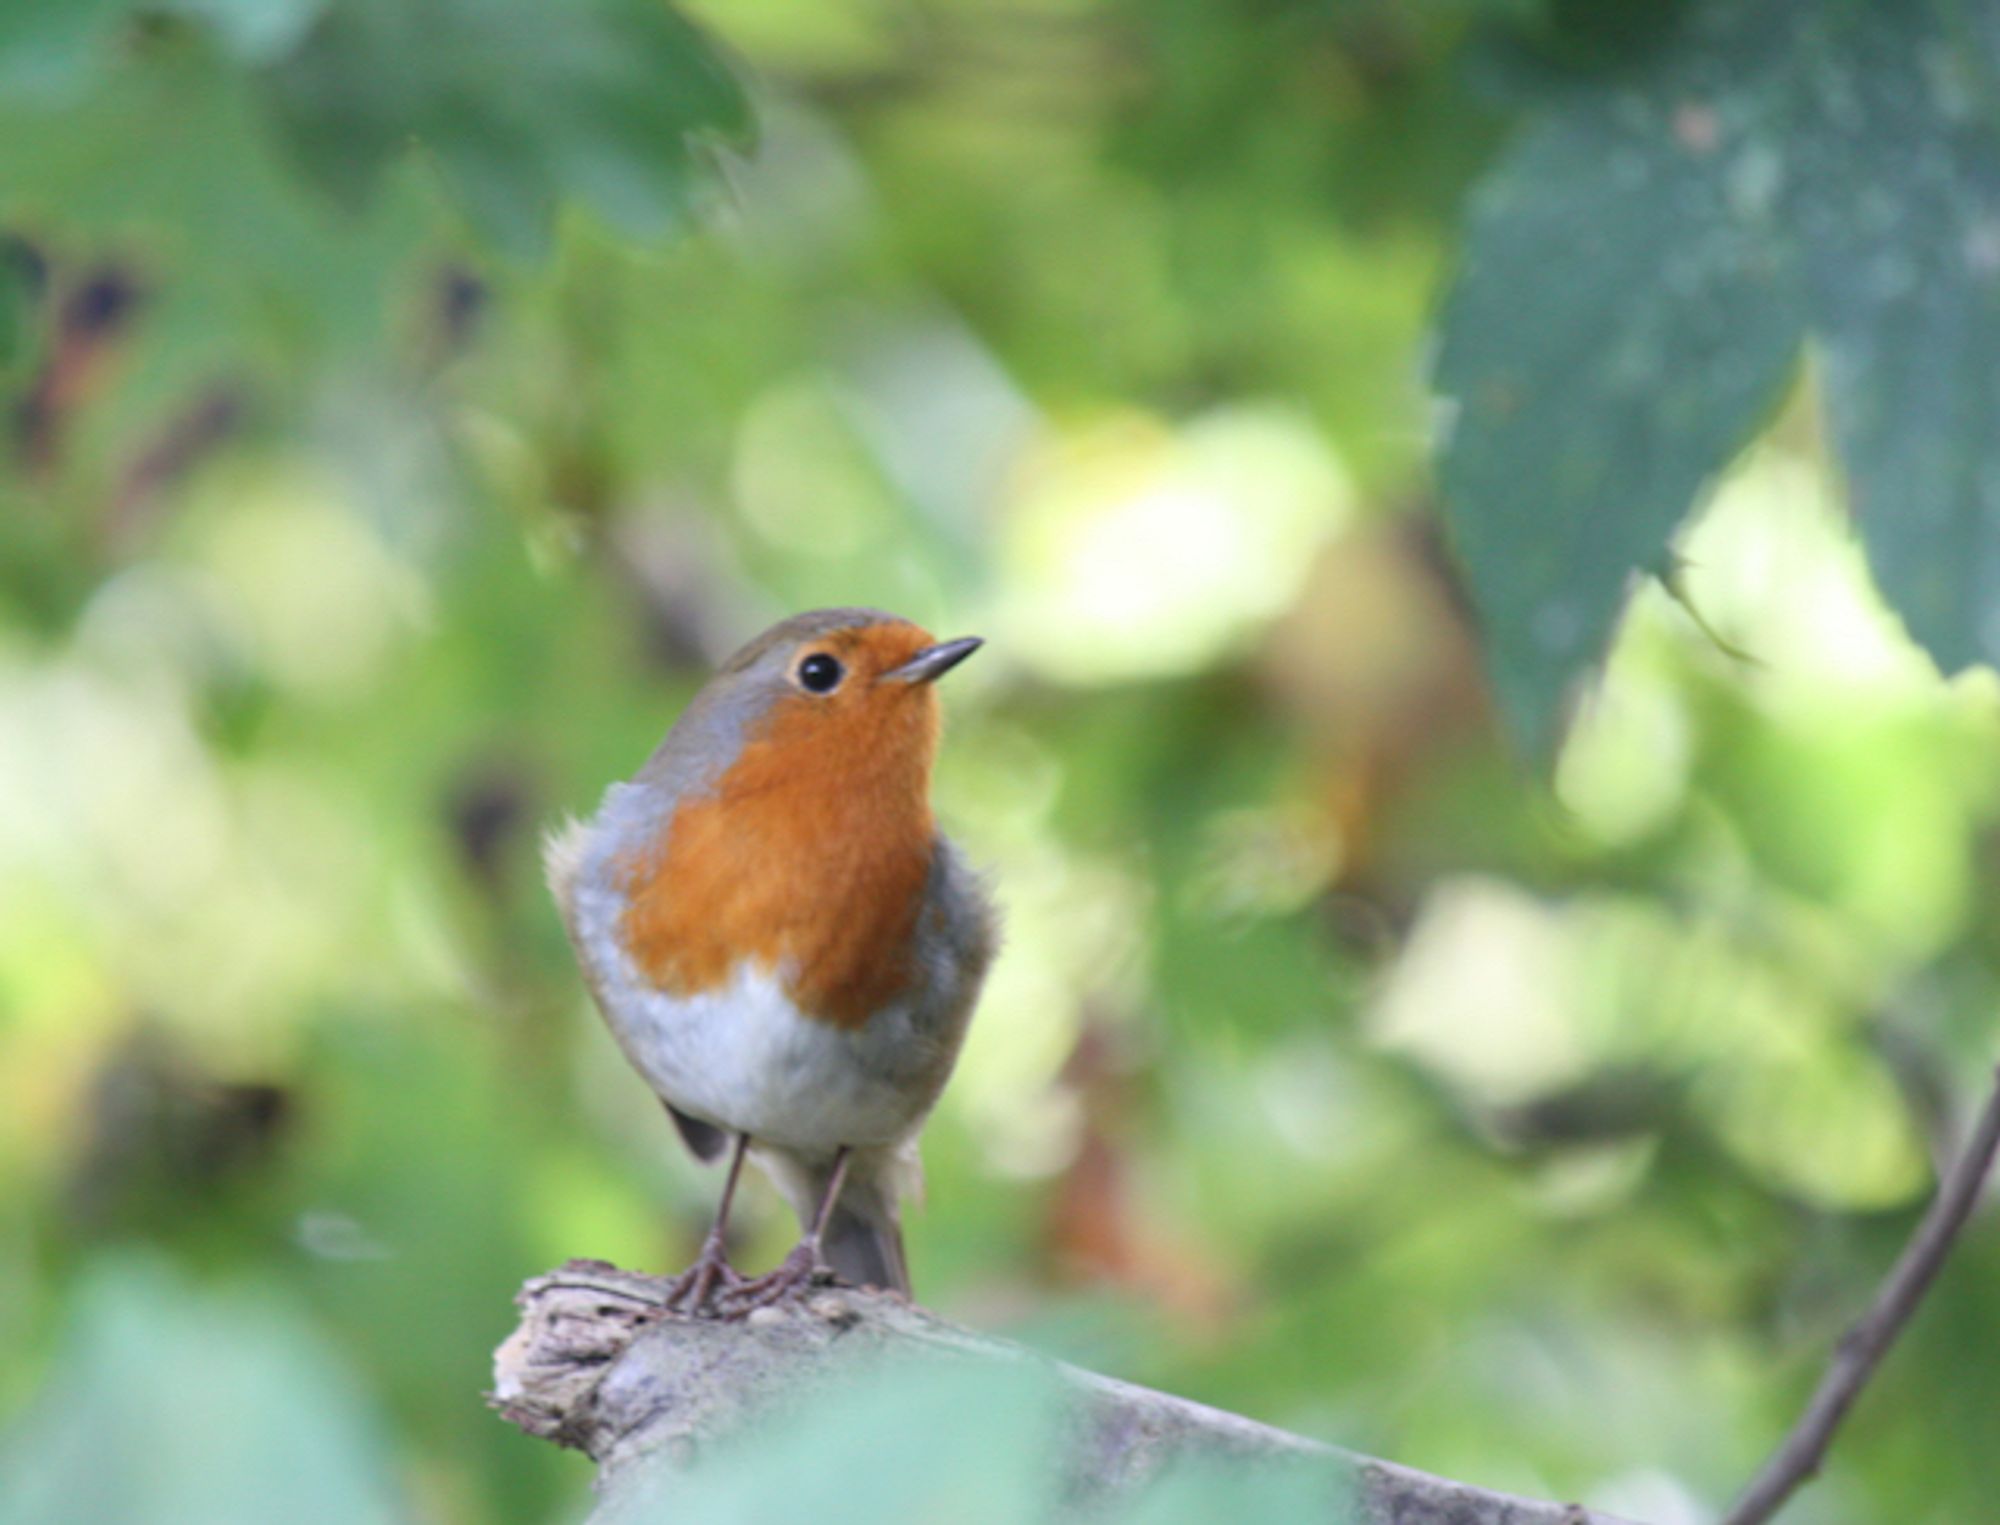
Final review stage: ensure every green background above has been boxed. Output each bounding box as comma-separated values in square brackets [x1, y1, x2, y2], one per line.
[3, 2, 1999, 1521]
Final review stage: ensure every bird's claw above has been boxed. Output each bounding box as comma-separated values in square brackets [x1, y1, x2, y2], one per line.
[715, 1243, 840, 1317]
[655, 1236, 743, 1319]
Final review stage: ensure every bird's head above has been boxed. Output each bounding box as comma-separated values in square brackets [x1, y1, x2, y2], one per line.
[694, 608, 982, 800]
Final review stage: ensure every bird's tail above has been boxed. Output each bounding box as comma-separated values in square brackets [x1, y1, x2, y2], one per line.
[821, 1173, 911, 1295]
[760, 1144, 917, 1296]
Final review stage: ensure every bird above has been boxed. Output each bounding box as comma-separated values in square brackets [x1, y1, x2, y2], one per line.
[544, 607, 997, 1313]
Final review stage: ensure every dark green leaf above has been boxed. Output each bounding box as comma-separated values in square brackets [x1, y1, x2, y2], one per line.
[0, 39, 423, 409]
[1437, 0, 2000, 751]
[1787, 4, 2000, 673]
[1434, 3, 1802, 750]
[266, 0, 752, 258]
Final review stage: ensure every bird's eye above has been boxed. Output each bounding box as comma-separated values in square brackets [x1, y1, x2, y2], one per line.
[797, 652, 845, 694]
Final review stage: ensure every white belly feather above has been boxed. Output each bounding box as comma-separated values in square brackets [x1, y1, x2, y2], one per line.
[602, 959, 928, 1152]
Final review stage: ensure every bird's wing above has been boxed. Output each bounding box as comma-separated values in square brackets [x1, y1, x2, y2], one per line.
[663, 1101, 729, 1162]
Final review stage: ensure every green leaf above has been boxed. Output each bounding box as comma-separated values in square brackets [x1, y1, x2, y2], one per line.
[1434, 4, 1803, 751]
[0, 0, 325, 96]
[266, 0, 753, 259]
[1787, 4, 2000, 673]
[595, 1350, 1354, 1525]
[163, 0, 328, 62]
[601, 1355, 1063, 1523]
[0, 1257, 408, 1525]
[1435, 0, 2000, 752]
[0, 0, 139, 97]
[0, 239, 36, 375]
[0, 37, 423, 412]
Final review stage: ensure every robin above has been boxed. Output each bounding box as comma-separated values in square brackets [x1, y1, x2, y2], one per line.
[545, 608, 997, 1313]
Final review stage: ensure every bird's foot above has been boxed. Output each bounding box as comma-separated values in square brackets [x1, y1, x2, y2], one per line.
[655, 1235, 742, 1319]
[716, 1242, 839, 1317]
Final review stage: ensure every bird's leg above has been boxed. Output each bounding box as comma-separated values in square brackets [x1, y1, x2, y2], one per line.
[720, 1146, 851, 1316]
[659, 1132, 750, 1317]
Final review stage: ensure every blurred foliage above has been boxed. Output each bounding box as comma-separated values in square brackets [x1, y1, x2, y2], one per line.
[0, 1257, 405, 1525]
[594, 1354, 1347, 1525]
[1, 2, 1998, 1525]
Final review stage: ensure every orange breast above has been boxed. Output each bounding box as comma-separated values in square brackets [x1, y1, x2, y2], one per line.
[617, 645, 941, 1031]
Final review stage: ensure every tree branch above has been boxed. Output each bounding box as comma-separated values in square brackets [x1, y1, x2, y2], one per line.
[1721, 1060, 2000, 1525]
[493, 1260, 1636, 1524]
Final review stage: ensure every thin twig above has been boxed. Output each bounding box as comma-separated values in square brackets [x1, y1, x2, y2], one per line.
[1720, 1061, 2000, 1525]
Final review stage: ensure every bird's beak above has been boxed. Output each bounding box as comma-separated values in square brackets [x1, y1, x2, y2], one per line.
[885, 636, 983, 685]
